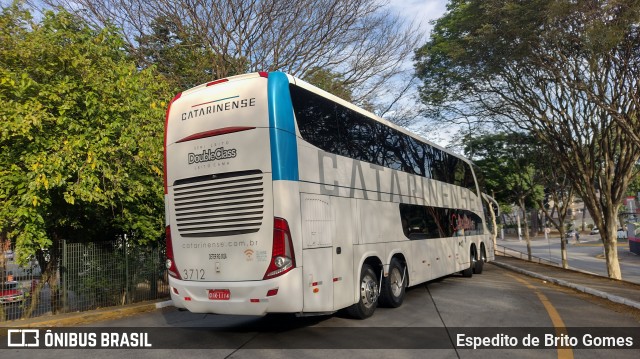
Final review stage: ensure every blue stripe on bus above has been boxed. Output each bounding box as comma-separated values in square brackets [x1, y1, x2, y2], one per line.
[267, 72, 299, 181]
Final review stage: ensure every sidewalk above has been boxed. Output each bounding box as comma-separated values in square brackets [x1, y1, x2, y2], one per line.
[0, 300, 173, 328]
[492, 254, 640, 310]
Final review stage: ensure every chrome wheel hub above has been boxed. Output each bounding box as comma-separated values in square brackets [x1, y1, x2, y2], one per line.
[390, 267, 403, 297]
[360, 274, 378, 308]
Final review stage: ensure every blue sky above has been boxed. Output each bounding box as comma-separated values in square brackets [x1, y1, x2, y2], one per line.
[383, 1, 452, 147]
[389, 0, 448, 35]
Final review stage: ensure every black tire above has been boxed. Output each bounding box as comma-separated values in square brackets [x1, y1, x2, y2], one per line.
[474, 246, 486, 274]
[462, 247, 475, 277]
[379, 258, 407, 308]
[347, 264, 379, 319]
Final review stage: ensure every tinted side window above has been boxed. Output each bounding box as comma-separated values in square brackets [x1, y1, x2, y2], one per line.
[455, 160, 477, 193]
[472, 164, 485, 193]
[290, 85, 341, 154]
[400, 203, 484, 240]
[290, 84, 478, 191]
[458, 209, 485, 236]
[338, 105, 379, 163]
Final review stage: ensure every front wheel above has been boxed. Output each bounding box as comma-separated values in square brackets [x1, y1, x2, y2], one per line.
[379, 258, 406, 308]
[347, 264, 379, 319]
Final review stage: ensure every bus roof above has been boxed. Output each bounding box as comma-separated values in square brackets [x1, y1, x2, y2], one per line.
[179, 71, 471, 165]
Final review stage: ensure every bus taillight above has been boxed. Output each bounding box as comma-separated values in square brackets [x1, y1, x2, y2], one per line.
[164, 92, 182, 194]
[165, 226, 181, 279]
[263, 218, 296, 280]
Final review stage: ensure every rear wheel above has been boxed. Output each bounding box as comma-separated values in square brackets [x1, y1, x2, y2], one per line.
[347, 264, 379, 319]
[379, 258, 406, 308]
[474, 246, 486, 274]
[462, 247, 475, 278]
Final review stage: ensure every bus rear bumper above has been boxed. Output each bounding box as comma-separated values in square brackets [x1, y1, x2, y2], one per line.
[168, 269, 303, 316]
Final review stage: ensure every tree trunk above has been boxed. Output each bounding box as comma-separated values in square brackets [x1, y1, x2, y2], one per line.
[519, 199, 532, 261]
[531, 210, 539, 237]
[538, 199, 569, 269]
[559, 230, 568, 269]
[516, 211, 522, 241]
[585, 189, 624, 280]
[603, 223, 622, 280]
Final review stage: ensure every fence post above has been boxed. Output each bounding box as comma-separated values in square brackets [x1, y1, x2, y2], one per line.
[124, 235, 130, 304]
[152, 245, 158, 298]
[62, 239, 68, 312]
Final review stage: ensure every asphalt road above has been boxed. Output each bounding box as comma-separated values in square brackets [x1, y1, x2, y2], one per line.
[496, 234, 640, 284]
[3, 263, 639, 358]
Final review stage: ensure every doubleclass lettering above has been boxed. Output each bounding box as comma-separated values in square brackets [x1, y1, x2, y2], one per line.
[188, 147, 237, 164]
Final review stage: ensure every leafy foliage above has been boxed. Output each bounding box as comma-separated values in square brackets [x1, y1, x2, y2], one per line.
[463, 132, 544, 209]
[415, 0, 640, 279]
[302, 67, 354, 102]
[135, 16, 249, 91]
[627, 166, 640, 198]
[464, 131, 547, 260]
[42, 0, 422, 111]
[0, 5, 171, 266]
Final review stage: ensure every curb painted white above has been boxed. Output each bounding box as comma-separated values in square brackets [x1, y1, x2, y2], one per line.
[492, 261, 640, 311]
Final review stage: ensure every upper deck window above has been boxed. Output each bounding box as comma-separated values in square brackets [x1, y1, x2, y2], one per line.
[290, 84, 477, 192]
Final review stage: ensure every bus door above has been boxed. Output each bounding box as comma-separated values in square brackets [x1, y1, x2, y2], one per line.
[300, 194, 334, 312]
[330, 196, 355, 311]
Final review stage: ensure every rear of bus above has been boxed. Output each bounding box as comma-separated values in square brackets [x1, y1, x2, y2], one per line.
[164, 72, 302, 315]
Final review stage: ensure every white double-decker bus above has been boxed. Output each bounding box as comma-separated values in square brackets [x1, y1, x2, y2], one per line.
[164, 72, 494, 319]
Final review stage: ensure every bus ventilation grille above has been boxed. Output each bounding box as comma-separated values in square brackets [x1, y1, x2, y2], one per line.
[172, 170, 264, 237]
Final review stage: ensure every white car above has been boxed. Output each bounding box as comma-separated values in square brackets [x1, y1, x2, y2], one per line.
[617, 228, 627, 239]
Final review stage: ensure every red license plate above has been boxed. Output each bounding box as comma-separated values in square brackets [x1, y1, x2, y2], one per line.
[208, 289, 231, 301]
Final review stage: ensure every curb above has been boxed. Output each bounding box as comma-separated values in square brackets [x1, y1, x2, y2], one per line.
[492, 261, 640, 311]
[155, 300, 174, 309]
[1, 300, 174, 328]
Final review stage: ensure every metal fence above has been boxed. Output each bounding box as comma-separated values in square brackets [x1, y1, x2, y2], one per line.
[494, 243, 560, 266]
[0, 238, 169, 323]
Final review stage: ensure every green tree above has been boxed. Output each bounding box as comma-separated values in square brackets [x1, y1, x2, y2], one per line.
[415, 0, 640, 279]
[627, 167, 640, 198]
[43, 0, 421, 109]
[302, 67, 353, 102]
[0, 5, 171, 313]
[135, 16, 249, 91]
[530, 142, 574, 268]
[464, 132, 544, 260]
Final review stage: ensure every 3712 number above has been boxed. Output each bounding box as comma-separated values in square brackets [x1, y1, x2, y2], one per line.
[183, 268, 205, 280]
